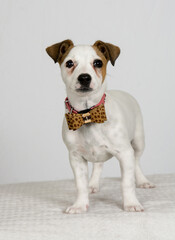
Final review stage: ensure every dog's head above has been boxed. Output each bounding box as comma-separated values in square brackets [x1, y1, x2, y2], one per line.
[46, 40, 120, 95]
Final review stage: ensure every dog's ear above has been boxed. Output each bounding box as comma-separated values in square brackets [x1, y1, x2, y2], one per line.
[46, 39, 74, 64]
[93, 40, 120, 66]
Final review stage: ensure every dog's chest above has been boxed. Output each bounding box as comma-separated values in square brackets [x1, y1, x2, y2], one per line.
[76, 124, 112, 162]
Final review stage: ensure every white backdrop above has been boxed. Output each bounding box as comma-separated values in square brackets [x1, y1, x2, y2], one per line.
[0, 0, 175, 184]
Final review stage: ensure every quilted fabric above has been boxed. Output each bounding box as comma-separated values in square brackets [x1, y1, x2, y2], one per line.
[0, 174, 175, 240]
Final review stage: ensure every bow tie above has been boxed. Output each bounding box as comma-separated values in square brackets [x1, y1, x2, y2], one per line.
[65, 104, 107, 131]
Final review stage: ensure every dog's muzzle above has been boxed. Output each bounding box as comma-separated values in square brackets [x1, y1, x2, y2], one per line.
[77, 73, 91, 90]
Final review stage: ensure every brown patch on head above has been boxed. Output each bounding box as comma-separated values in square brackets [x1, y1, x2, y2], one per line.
[92, 45, 108, 82]
[93, 40, 120, 66]
[46, 39, 74, 65]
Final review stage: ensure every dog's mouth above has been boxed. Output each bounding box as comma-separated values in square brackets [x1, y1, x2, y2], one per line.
[76, 87, 93, 93]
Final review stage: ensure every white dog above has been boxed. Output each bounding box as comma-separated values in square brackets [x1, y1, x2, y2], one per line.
[46, 40, 155, 214]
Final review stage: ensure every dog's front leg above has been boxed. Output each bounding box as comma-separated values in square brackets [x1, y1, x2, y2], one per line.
[65, 152, 89, 214]
[89, 162, 103, 193]
[116, 146, 144, 212]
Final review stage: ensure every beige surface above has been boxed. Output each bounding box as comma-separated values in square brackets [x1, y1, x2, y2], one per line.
[0, 174, 175, 240]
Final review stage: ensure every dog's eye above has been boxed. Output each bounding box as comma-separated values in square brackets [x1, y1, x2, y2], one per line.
[66, 60, 74, 68]
[93, 59, 103, 68]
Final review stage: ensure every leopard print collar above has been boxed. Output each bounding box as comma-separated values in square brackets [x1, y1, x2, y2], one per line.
[64, 94, 107, 131]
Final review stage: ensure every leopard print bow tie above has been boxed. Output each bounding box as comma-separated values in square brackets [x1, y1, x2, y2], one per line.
[65, 104, 107, 131]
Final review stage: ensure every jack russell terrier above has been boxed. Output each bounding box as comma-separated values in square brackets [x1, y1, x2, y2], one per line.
[46, 40, 155, 214]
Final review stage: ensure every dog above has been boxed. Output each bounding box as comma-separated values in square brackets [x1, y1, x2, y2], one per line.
[46, 40, 155, 214]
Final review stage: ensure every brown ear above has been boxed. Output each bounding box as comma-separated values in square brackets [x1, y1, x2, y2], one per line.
[93, 40, 120, 66]
[46, 39, 74, 64]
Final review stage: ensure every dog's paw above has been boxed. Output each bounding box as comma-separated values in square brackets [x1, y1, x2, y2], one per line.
[88, 184, 100, 194]
[124, 203, 144, 212]
[124, 198, 144, 212]
[65, 203, 89, 214]
[137, 182, 156, 189]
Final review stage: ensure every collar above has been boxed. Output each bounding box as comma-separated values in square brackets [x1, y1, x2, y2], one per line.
[65, 93, 106, 114]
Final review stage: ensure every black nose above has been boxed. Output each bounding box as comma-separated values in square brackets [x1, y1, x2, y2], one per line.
[78, 74, 91, 87]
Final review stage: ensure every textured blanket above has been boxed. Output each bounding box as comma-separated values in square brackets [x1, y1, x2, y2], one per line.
[0, 174, 175, 240]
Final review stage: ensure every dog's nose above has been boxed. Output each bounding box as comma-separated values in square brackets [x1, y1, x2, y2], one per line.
[78, 74, 91, 87]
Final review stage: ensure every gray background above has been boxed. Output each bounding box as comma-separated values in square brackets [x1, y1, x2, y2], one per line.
[0, 0, 175, 184]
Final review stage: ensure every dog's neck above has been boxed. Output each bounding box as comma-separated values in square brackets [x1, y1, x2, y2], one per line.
[66, 82, 107, 112]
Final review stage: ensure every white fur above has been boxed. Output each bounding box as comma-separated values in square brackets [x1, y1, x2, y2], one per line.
[60, 45, 155, 214]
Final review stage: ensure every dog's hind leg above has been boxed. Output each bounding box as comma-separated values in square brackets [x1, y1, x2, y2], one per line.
[132, 115, 155, 189]
[89, 162, 103, 193]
